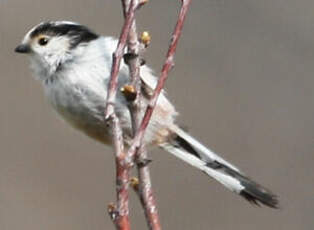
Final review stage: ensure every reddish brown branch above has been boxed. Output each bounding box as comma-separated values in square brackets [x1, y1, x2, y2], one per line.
[122, 0, 143, 132]
[105, 0, 138, 118]
[107, 113, 131, 230]
[126, 0, 192, 161]
[136, 156, 161, 230]
[105, 0, 138, 229]
[124, 0, 191, 227]
[125, 0, 192, 227]
[121, 1, 162, 229]
[106, 0, 192, 229]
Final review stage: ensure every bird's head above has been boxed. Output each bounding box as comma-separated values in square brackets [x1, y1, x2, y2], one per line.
[15, 21, 99, 76]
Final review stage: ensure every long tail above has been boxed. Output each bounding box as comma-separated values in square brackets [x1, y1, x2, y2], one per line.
[160, 127, 278, 208]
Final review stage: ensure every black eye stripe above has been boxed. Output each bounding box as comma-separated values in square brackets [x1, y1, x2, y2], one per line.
[30, 22, 99, 48]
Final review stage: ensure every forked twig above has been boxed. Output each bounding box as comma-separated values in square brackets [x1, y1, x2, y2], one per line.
[126, 0, 193, 164]
[121, 0, 162, 229]
[105, 0, 192, 229]
[105, 0, 138, 229]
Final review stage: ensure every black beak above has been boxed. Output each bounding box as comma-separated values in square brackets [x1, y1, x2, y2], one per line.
[15, 44, 31, 53]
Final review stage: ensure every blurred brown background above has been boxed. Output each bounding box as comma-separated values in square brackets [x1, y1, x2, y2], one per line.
[0, 0, 313, 229]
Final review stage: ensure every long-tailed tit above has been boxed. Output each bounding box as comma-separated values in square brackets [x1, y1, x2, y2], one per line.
[15, 21, 278, 208]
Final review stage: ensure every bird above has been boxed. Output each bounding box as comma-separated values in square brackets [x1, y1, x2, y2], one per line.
[15, 21, 278, 208]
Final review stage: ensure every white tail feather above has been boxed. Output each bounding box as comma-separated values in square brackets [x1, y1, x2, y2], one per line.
[160, 141, 244, 193]
[159, 127, 278, 208]
[172, 127, 240, 172]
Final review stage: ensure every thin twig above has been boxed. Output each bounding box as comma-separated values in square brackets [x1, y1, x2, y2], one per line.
[126, 0, 192, 227]
[126, 0, 193, 162]
[105, 0, 138, 119]
[121, 0, 162, 229]
[107, 113, 130, 230]
[106, 0, 192, 229]
[128, 0, 191, 226]
[127, 0, 191, 229]
[136, 157, 161, 230]
[105, 0, 138, 229]
[122, 0, 143, 132]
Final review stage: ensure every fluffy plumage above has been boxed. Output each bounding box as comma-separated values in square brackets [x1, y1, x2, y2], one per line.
[15, 21, 278, 208]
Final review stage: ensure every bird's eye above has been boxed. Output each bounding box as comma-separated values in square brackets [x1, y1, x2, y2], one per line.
[38, 37, 49, 46]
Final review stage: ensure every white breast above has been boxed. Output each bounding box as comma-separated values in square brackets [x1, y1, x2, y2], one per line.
[33, 36, 177, 146]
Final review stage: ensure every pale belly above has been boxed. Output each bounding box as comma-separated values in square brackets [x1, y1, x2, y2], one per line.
[44, 73, 175, 147]
[46, 81, 115, 145]
[55, 104, 112, 145]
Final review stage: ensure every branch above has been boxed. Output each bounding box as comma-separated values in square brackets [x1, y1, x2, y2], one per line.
[125, 0, 192, 227]
[131, 0, 194, 222]
[107, 113, 130, 230]
[105, 0, 138, 229]
[106, 0, 192, 229]
[121, 0, 162, 229]
[126, 0, 192, 162]
[105, 0, 138, 119]
[122, 0, 143, 132]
